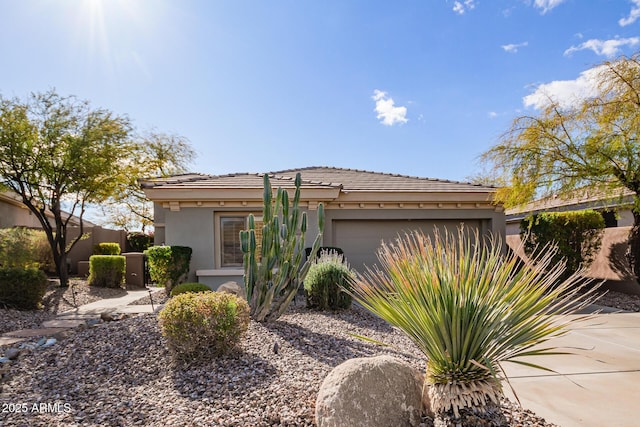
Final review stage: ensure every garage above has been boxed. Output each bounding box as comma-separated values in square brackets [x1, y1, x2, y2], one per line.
[332, 219, 481, 272]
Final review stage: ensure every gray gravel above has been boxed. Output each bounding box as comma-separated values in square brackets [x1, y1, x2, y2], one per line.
[1, 279, 126, 335]
[1, 303, 559, 427]
[595, 289, 640, 312]
[2, 284, 639, 426]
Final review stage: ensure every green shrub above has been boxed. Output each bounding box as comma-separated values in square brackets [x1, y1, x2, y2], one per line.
[93, 242, 121, 255]
[304, 250, 354, 310]
[0, 228, 54, 272]
[145, 245, 192, 295]
[0, 267, 48, 310]
[170, 282, 212, 297]
[127, 232, 154, 252]
[520, 210, 605, 281]
[31, 230, 55, 273]
[88, 255, 125, 288]
[158, 291, 250, 361]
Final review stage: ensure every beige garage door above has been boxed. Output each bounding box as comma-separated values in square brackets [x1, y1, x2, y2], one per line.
[333, 219, 480, 273]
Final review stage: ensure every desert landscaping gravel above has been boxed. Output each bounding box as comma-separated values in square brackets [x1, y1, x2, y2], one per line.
[2, 302, 561, 427]
[1, 284, 638, 426]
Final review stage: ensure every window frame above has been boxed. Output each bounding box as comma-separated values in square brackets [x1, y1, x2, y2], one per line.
[214, 212, 262, 269]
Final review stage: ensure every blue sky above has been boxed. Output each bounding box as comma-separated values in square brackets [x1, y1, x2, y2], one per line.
[1, 0, 639, 182]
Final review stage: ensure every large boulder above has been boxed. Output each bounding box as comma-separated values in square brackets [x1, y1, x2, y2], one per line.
[316, 355, 424, 427]
[217, 281, 246, 300]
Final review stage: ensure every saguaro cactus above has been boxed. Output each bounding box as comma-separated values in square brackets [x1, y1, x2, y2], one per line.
[240, 172, 324, 322]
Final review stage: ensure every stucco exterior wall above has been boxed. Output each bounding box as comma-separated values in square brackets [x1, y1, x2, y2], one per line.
[161, 205, 319, 285]
[0, 202, 44, 229]
[157, 202, 504, 287]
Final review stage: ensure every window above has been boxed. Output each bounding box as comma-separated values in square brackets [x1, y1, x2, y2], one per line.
[217, 214, 263, 268]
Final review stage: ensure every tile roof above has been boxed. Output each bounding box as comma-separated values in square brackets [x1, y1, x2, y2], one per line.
[141, 166, 495, 193]
[505, 187, 634, 217]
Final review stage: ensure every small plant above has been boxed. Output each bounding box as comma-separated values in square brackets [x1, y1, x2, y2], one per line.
[350, 228, 599, 421]
[93, 242, 121, 255]
[170, 282, 212, 297]
[0, 267, 48, 310]
[304, 250, 354, 310]
[158, 291, 250, 361]
[88, 255, 126, 288]
[145, 245, 192, 295]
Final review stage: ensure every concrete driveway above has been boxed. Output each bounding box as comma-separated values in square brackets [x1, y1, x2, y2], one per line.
[501, 308, 640, 427]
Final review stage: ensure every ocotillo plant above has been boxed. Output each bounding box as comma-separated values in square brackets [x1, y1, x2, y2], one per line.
[240, 172, 324, 322]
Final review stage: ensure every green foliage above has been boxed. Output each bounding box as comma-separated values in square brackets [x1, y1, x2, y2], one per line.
[304, 250, 354, 310]
[170, 282, 212, 297]
[350, 228, 599, 418]
[521, 210, 605, 281]
[158, 291, 250, 361]
[481, 53, 640, 276]
[88, 255, 125, 288]
[240, 173, 325, 322]
[0, 267, 48, 310]
[145, 245, 192, 295]
[0, 227, 54, 271]
[0, 90, 131, 287]
[101, 132, 196, 232]
[0, 90, 194, 286]
[127, 232, 154, 252]
[0, 227, 39, 269]
[93, 242, 121, 255]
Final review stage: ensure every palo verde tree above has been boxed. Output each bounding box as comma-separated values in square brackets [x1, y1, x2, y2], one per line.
[482, 52, 640, 278]
[0, 90, 192, 286]
[100, 131, 195, 232]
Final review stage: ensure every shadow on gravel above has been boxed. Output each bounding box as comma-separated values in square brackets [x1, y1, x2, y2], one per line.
[265, 313, 418, 366]
[171, 351, 278, 401]
[42, 280, 128, 312]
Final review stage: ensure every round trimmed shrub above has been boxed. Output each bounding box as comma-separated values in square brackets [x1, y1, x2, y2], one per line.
[0, 267, 48, 310]
[170, 282, 212, 297]
[304, 250, 354, 310]
[158, 292, 250, 361]
[88, 255, 125, 288]
[93, 242, 121, 255]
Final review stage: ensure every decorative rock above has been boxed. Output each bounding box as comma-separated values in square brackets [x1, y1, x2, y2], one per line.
[101, 312, 115, 322]
[42, 338, 57, 348]
[4, 348, 20, 360]
[217, 281, 247, 300]
[315, 355, 424, 427]
[0, 357, 9, 364]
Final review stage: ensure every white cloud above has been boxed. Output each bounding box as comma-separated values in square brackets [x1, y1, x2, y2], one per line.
[620, 0, 640, 26]
[453, 0, 476, 15]
[372, 90, 408, 126]
[534, 0, 566, 14]
[523, 65, 604, 110]
[501, 41, 528, 53]
[488, 111, 498, 118]
[564, 37, 640, 58]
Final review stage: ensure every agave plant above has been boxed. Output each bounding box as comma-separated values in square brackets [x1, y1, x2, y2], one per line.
[350, 227, 599, 419]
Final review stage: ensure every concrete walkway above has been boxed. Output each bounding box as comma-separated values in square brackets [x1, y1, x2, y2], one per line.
[0, 289, 165, 347]
[502, 309, 640, 427]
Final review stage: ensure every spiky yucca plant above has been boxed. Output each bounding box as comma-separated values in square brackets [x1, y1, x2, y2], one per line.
[350, 227, 599, 418]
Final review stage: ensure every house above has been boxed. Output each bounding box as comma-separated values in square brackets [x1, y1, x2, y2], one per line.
[0, 190, 89, 228]
[505, 187, 635, 235]
[0, 190, 128, 275]
[141, 166, 505, 289]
